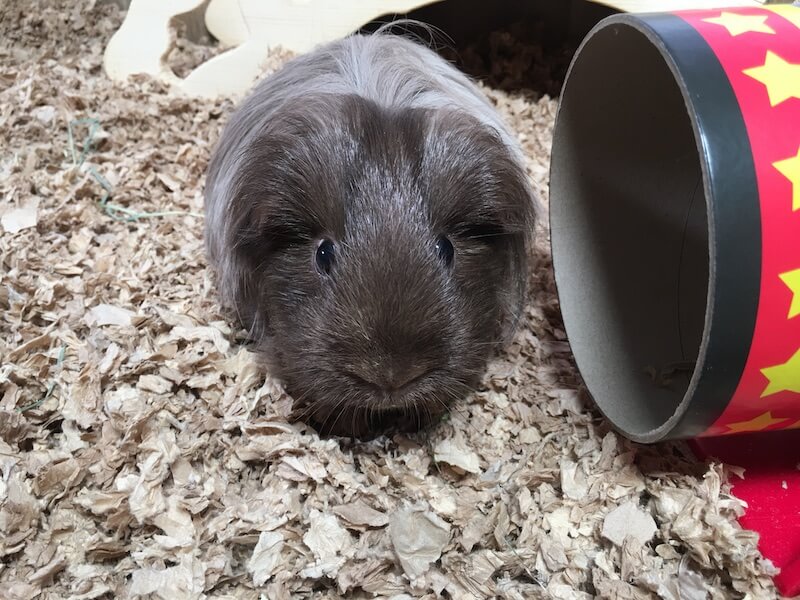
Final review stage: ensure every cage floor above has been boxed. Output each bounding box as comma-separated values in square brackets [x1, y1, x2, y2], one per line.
[0, 1, 779, 598]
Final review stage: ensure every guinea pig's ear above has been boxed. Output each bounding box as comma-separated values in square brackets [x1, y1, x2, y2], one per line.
[226, 140, 318, 263]
[225, 100, 351, 262]
[422, 109, 537, 338]
[422, 111, 536, 237]
[229, 198, 310, 259]
[458, 221, 510, 247]
[215, 163, 317, 339]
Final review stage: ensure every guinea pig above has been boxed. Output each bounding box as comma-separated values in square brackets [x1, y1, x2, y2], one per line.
[204, 29, 537, 437]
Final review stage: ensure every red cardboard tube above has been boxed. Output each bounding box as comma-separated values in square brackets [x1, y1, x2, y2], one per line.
[549, 6, 800, 442]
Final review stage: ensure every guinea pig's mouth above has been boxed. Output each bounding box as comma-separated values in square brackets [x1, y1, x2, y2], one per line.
[344, 369, 439, 409]
[294, 367, 469, 437]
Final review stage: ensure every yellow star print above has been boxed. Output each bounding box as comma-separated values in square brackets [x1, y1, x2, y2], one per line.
[765, 6, 800, 31]
[726, 411, 788, 433]
[774, 146, 800, 212]
[744, 51, 800, 106]
[780, 269, 800, 319]
[761, 348, 800, 397]
[703, 12, 776, 36]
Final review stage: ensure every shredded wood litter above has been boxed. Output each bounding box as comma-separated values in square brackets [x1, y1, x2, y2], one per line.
[0, 2, 781, 599]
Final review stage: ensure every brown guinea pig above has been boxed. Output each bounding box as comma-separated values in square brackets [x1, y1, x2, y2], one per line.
[204, 30, 537, 437]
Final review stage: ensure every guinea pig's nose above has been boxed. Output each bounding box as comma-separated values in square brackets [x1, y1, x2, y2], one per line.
[354, 362, 430, 392]
[386, 363, 430, 390]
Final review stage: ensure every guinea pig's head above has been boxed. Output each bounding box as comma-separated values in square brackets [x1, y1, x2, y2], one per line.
[221, 94, 535, 436]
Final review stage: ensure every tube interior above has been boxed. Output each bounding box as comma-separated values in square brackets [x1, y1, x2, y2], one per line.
[550, 21, 709, 440]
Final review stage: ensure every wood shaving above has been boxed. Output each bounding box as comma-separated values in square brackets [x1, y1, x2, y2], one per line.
[0, 2, 780, 598]
[601, 502, 658, 547]
[434, 434, 482, 474]
[247, 531, 285, 587]
[301, 510, 354, 579]
[1, 198, 39, 234]
[389, 507, 452, 580]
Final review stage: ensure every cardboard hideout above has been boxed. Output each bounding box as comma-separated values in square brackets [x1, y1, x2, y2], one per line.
[551, 23, 709, 442]
[550, 7, 800, 443]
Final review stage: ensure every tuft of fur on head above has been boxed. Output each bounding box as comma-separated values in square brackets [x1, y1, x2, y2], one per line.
[205, 32, 537, 436]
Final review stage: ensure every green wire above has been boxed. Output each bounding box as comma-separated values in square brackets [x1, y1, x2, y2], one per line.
[67, 118, 203, 222]
[17, 345, 67, 413]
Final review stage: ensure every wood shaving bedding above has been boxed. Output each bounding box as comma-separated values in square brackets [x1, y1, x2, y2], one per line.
[0, 1, 779, 598]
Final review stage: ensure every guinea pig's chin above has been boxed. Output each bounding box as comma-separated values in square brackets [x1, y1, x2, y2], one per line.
[299, 386, 452, 438]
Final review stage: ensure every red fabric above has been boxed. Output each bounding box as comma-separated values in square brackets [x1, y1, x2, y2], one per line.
[691, 431, 800, 596]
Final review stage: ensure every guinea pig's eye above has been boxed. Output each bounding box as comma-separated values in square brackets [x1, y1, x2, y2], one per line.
[315, 239, 335, 275]
[435, 235, 454, 266]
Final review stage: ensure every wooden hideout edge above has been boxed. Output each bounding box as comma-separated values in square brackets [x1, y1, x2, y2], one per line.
[101, 0, 793, 100]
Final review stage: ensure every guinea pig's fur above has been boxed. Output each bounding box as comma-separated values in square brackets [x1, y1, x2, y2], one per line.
[205, 31, 537, 436]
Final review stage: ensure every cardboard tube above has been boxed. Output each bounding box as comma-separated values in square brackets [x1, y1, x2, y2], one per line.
[550, 6, 800, 442]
